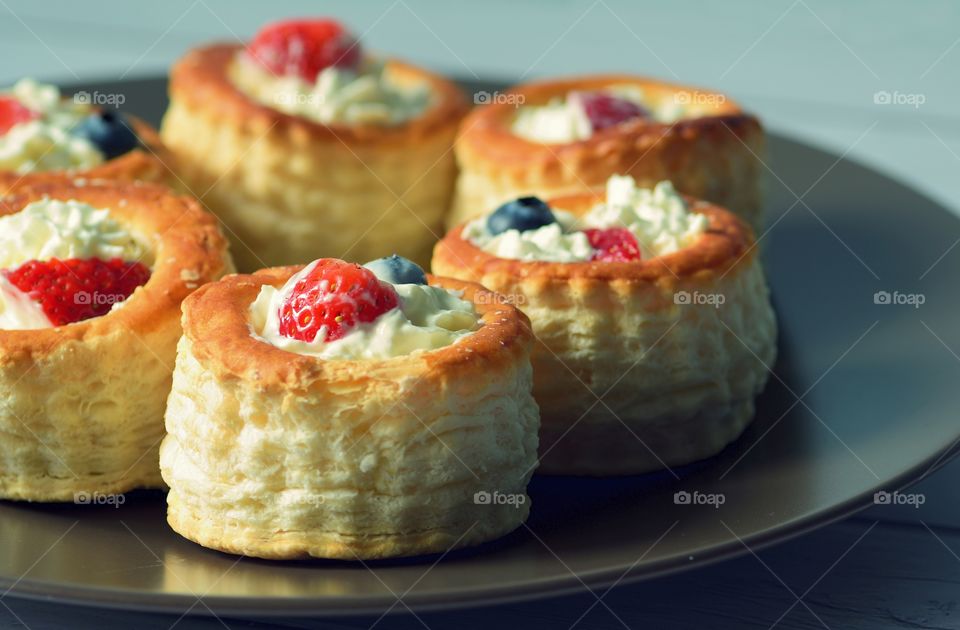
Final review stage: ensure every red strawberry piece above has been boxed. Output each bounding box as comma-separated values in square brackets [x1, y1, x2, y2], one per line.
[584, 227, 642, 262]
[278, 258, 399, 343]
[575, 91, 650, 132]
[3, 257, 151, 326]
[0, 96, 39, 135]
[248, 18, 362, 81]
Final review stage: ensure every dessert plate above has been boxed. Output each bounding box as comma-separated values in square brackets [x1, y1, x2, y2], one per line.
[0, 78, 957, 617]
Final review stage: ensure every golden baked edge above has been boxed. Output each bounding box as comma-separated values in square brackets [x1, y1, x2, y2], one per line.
[0, 179, 233, 500]
[433, 196, 777, 475]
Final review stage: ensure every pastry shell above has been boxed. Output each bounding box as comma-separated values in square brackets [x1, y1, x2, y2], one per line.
[0, 115, 181, 192]
[160, 268, 539, 560]
[160, 44, 470, 272]
[0, 178, 233, 500]
[449, 75, 765, 231]
[433, 194, 777, 475]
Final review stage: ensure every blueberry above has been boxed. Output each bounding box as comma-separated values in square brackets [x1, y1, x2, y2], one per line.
[364, 255, 427, 285]
[487, 196, 555, 235]
[72, 111, 140, 160]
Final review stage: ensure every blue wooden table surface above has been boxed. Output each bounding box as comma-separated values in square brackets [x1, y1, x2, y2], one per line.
[0, 1, 957, 628]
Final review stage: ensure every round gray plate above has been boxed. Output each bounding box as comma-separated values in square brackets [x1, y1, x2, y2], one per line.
[0, 78, 957, 617]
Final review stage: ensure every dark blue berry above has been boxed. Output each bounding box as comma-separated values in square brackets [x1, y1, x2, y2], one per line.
[364, 255, 427, 285]
[487, 196, 555, 235]
[72, 111, 140, 160]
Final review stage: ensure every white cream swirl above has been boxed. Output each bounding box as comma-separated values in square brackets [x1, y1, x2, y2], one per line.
[511, 85, 684, 144]
[0, 79, 103, 173]
[231, 56, 431, 126]
[464, 176, 707, 262]
[250, 262, 479, 360]
[0, 198, 144, 269]
[462, 210, 592, 263]
[0, 198, 145, 331]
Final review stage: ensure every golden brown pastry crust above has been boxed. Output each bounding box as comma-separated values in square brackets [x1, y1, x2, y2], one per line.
[433, 194, 777, 475]
[161, 268, 540, 559]
[0, 116, 180, 193]
[0, 179, 233, 500]
[450, 75, 765, 231]
[161, 43, 470, 271]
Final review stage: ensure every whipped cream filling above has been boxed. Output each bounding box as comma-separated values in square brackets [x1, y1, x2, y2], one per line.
[464, 176, 708, 262]
[250, 262, 480, 360]
[0, 79, 103, 173]
[0, 198, 145, 269]
[231, 55, 431, 126]
[511, 85, 685, 144]
[0, 198, 145, 331]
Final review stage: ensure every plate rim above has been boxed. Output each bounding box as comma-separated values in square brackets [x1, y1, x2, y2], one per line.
[2, 440, 956, 617]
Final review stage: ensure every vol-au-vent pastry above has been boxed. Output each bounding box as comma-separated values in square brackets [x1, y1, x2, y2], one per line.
[433, 175, 777, 476]
[0, 179, 232, 501]
[449, 75, 765, 231]
[0, 79, 176, 189]
[160, 255, 539, 559]
[161, 18, 470, 272]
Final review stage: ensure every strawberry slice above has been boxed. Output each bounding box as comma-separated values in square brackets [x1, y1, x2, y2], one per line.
[583, 227, 642, 262]
[575, 91, 650, 132]
[248, 18, 362, 81]
[3, 257, 151, 326]
[278, 259, 398, 343]
[0, 96, 39, 135]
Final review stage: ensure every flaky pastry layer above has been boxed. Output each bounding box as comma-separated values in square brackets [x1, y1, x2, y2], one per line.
[160, 44, 469, 271]
[0, 179, 233, 500]
[449, 75, 765, 231]
[433, 195, 777, 475]
[160, 269, 539, 559]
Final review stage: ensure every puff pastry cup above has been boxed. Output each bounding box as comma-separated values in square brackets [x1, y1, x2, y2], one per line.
[0, 116, 178, 192]
[433, 194, 777, 476]
[160, 268, 539, 560]
[449, 75, 765, 231]
[0, 179, 233, 501]
[160, 43, 469, 272]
